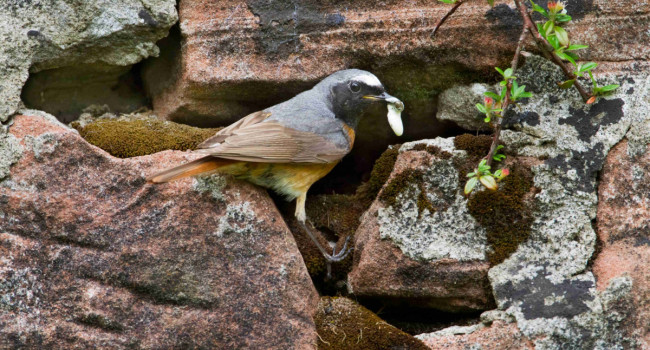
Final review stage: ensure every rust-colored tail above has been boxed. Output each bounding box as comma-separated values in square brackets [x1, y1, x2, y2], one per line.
[147, 156, 234, 183]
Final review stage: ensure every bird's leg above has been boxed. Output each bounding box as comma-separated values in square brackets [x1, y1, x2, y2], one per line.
[295, 193, 352, 266]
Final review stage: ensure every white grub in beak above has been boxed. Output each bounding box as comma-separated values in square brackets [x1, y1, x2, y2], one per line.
[385, 96, 404, 136]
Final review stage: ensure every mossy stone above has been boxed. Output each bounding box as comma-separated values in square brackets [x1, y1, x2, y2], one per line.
[73, 118, 221, 158]
[314, 297, 430, 350]
[467, 162, 535, 265]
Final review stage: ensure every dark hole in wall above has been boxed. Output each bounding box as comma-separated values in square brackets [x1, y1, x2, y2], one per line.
[361, 299, 484, 335]
[21, 62, 150, 124]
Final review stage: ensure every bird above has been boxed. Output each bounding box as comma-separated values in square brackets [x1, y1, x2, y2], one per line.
[147, 69, 404, 265]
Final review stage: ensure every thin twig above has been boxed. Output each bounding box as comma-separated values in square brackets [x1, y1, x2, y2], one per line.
[514, 0, 591, 101]
[431, 0, 466, 38]
[485, 20, 529, 167]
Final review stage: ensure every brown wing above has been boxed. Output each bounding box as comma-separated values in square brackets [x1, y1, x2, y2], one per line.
[196, 111, 348, 164]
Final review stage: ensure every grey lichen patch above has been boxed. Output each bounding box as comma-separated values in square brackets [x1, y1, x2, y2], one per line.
[22, 133, 60, 161]
[483, 55, 647, 349]
[0, 132, 23, 181]
[377, 138, 488, 262]
[214, 202, 259, 238]
[193, 174, 228, 203]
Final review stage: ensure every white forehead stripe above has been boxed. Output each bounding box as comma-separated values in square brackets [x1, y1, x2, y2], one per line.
[354, 74, 382, 88]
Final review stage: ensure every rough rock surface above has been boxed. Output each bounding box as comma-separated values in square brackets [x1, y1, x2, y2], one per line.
[593, 139, 650, 348]
[348, 138, 495, 312]
[0, 0, 177, 122]
[144, 0, 650, 126]
[417, 320, 533, 350]
[436, 83, 496, 131]
[484, 57, 648, 349]
[0, 112, 318, 349]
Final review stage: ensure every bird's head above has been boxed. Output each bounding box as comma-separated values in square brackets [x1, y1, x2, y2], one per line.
[319, 69, 404, 136]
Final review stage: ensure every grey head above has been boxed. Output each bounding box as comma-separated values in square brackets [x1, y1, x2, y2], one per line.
[266, 69, 402, 134]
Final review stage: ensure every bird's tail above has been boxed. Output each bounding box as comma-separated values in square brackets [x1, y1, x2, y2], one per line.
[146, 156, 234, 183]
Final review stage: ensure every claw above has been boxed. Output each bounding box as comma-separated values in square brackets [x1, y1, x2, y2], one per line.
[298, 221, 353, 279]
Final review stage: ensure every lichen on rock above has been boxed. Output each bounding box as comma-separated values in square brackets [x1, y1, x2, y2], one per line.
[377, 137, 488, 262]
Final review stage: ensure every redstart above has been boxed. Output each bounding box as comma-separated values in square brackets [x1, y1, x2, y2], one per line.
[148, 69, 404, 263]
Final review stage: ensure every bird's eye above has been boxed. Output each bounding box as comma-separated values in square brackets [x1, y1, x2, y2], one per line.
[349, 81, 361, 93]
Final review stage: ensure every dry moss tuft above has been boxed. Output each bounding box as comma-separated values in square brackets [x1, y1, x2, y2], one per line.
[411, 143, 453, 159]
[73, 118, 221, 158]
[314, 297, 430, 350]
[467, 162, 535, 265]
[453, 134, 493, 158]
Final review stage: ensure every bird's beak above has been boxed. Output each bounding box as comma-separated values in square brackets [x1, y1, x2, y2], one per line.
[363, 92, 404, 136]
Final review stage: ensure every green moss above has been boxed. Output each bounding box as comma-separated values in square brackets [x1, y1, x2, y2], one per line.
[378, 169, 436, 218]
[356, 145, 401, 205]
[467, 163, 535, 265]
[314, 297, 429, 350]
[411, 144, 452, 159]
[453, 134, 493, 158]
[73, 118, 221, 158]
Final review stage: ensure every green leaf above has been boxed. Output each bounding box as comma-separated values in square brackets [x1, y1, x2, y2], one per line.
[484, 116, 491, 123]
[554, 27, 570, 47]
[484, 91, 501, 101]
[555, 14, 572, 22]
[548, 35, 560, 50]
[438, 0, 457, 3]
[500, 80, 507, 87]
[567, 44, 588, 51]
[467, 171, 476, 178]
[464, 177, 479, 195]
[495, 67, 505, 76]
[530, 0, 548, 17]
[476, 103, 487, 114]
[496, 145, 504, 151]
[487, 0, 495, 6]
[504, 68, 513, 78]
[558, 79, 575, 89]
[599, 84, 619, 92]
[556, 51, 576, 66]
[537, 23, 546, 38]
[479, 175, 498, 190]
[543, 20, 554, 37]
[500, 88, 507, 100]
[519, 91, 532, 98]
[580, 62, 598, 72]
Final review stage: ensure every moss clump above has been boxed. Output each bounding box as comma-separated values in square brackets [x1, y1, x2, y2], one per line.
[73, 118, 221, 158]
[453, 134, 493, 158]
[453, 133, 498, 181]
[411, 144, 452, 159]
[467, 163, 535, 265]
[378, 169, 436, 218]
[356, 145, 401, 205]
[314, 297, 430, 350]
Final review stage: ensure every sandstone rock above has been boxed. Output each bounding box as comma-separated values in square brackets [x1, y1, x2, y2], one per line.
[143, 0, 649, 126]
[417, 320, 533, 350]
[0, 0, 178, 121]
[593, 139, 650, 348]
[348, 138, 496, 312]
[314, 297, 429, 350]
[484, 56, 650, 349]
[0, 112, 318, 349]
[436, 83, 496, 131]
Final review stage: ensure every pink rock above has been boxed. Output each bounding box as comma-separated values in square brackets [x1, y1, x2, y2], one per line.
[0, 114, 318, 349]
[418, 321, 534, 350]
[143, 0, 650, 126]
[347, 143, 494, 312]
[593, 139, 650, 348]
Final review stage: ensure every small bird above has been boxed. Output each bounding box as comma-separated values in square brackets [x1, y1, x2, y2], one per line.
[148, 69, 403, 264]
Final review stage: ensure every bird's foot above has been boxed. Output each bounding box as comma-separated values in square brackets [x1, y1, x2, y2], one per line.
[298, 221, 353, 279]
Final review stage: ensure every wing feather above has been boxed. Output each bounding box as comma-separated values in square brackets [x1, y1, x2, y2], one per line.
[196, 111, 349, 164]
